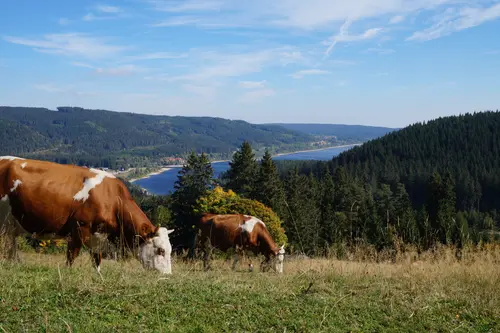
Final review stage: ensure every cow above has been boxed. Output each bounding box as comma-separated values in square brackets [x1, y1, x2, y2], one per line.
[194, 213, 285, 273]
[0, 156, 174, 275]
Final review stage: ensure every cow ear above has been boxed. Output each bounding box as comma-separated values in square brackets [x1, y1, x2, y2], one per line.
[167, 229, 175, 235]
[154, 224, 161, 235]
[281, 244, 285, 250]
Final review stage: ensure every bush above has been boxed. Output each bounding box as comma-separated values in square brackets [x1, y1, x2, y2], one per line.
[195, 186, 288, 246]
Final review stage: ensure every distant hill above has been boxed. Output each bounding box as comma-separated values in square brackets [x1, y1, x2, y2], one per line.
[272, 123, 397, 142]
[0, 106, 314, 168]
[331, 111, 500, 212]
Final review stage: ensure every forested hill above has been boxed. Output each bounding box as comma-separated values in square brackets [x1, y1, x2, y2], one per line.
[0, 106, 314, 168]
[330, 111, 500, 212]
[272, 123, 397, 141]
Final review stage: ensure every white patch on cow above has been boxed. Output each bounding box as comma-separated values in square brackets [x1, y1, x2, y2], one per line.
[1, 195, 8, 202]
[21, 162, 27, 169]
[0, 156, 25, 161]
[73, 168, 116, 202]
[10, 180, 22, 192]
[139, 227, 174, 274]
[276, 244, 285, 274]
[240, 217, 265, 233]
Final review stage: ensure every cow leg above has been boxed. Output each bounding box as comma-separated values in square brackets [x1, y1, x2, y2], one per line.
[66, 239, 81, 267]
[201, 236, 213, 271]
[231, 248, 239, 271]
[8, 234, 20, 262]
[66, 223, 87, 267]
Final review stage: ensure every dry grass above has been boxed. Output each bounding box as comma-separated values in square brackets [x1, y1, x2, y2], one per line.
[0, 244, 499, 332]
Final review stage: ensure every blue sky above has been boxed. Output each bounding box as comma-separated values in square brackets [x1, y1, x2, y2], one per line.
[1, 0, 500, 127]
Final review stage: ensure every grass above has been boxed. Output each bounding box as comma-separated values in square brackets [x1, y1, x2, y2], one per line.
[0, 246, 499, 333]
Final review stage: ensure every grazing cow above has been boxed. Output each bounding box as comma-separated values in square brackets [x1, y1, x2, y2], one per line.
[0, 156, 174, 274]
[194, 213, 285, 273]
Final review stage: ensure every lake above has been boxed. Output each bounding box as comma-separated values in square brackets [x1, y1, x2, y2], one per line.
[134, 145, 356, 195]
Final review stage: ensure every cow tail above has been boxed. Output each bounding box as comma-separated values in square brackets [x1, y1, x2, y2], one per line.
[0, 160, 11, 199]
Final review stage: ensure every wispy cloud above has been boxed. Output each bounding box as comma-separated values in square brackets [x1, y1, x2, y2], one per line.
[33, 83, 96, 96]
[364, 47, 395, 55]
[323, 19, 382, 58]
[239, 88, 275, 103]
[34, 83, 66, 93]
[149, 48, 289, 83]
[94, 65, 145, 76]
[120, 52, 188, 62]
[239, 80, 267, 89]
[95, 5, 123, 13]
[149, 0, 223, 12]
[182, 83, 218, 98]
[83, 4, 125, 21]
[58, 18, 71, 25]
[407, 3, 500, 41]
[290, 69, 330, 79]
[151, 16, 201, 27]
[71, 61, 94, 68]
[389, 15, 405, 24]
[3, 33, 127, 59]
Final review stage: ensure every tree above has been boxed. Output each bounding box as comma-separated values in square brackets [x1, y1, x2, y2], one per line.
[226, 141, 258, 197]
[171, 152, 214, 248]
[253, 149, 286, 217]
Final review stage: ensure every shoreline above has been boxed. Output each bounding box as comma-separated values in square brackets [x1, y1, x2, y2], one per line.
[129, 143, 361, 183]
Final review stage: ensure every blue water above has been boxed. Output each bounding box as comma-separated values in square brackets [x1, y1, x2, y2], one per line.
[135, 145, 356, 195]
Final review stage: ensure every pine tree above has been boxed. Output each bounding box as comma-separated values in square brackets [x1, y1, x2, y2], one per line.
[226, 141, 258, 197]
[171, 152, 214, 248]
[253, 149, 286, 216]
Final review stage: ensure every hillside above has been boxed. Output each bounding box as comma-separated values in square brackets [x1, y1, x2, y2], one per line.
[329, 111, 500, 212]
[272, 123, 397, 141]
[0, 106, 315, 168]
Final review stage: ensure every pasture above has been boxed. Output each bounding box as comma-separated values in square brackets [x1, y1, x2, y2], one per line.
[0, 245, 499, 333]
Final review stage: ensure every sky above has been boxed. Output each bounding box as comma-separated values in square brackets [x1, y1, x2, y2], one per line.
[1, 0, 500, 128]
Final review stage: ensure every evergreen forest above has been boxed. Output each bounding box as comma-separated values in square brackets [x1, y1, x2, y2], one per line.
[128, 111, 500, 257]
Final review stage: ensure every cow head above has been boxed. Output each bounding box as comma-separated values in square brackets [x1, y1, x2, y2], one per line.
[275, 244, 285, 273]
[139, 226, 175, 274]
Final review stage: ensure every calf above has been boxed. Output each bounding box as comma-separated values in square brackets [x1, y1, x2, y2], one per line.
[0, 156, 174, 274]
[195, 213, 285, 273]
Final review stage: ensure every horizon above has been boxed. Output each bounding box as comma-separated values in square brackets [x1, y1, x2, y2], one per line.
[1, 1, 500, 128]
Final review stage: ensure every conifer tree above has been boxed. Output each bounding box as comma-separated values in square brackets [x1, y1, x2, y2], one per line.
[253, 149, 286, 216]
[171, 151, 214, 247]
[226, 141, 258, 197]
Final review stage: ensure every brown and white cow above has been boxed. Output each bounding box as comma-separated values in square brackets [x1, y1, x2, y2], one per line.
[194, 213, 285, 273]
[0, 156, 174, 274]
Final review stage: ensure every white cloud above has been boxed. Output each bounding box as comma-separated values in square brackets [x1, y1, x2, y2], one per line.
[408, 3, 500, 41]
[34, 83, 67, 93]
[149, 0, 223, 12]
[364, 47, 395, 55]
[94, 65, 145, 76]
[322, 18, 383, 58]
[182, 83, 218, 98]
[239, 88, 275, 103]
[290, 69, 330, 79]
[121, 52, 188, 62]
[95, 5, 123, 13]
[3, 33, 127, 59]
[151, 16, 201, 27]
[239, 80, 267, 89]
[156, 48, 287, 82]
[33, 83, 97, 96]
[58, 18, 71, 25]
[71, 61, 94, 68]
[389, 15, 405, 24]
